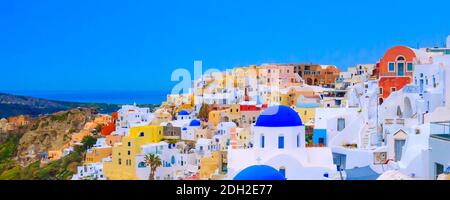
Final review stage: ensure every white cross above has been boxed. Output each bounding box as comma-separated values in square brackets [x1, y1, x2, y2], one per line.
[256, 157, 262, 164]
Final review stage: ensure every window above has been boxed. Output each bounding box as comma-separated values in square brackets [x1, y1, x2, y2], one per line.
[397, 56, 405, 61]
[296, 134, 300, 147]
[391, 87, 396, 92]
[379, 88, 383, 95]
[127, 150, 131, 155]
[138, 162, 146, 168]
[140, 132, 144, 137]
[433, 76, 436, 88]
[279, 167, 286, 178]
[261, 135, 265, 148]
[388, 62, 395, 72]
[118, 159, 122, 165]
[337, 118, 345, 131]
[278, 136, 284, 149]
[407, 63, 413, 71]
[128, 142, 131, 147]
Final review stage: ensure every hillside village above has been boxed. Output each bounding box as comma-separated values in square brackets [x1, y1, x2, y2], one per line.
[1, 36, 450, 180]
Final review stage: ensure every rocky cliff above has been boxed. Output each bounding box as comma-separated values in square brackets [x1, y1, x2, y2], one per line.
[15, 108, 97, 166]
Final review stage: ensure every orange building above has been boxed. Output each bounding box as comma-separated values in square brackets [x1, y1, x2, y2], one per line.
[292, 64, 340, 87]
[7, 115, 30, 127]
[85, 146, 112, 163]
[105, 134, 122, 146]
[377, 46, 417, 104]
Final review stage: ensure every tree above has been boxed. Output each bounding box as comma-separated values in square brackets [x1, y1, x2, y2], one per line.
[75, 136, 97, 153]
[144, 153, 162, 180]
[81, 136, 97, 150]
[197, 104, 209, 120]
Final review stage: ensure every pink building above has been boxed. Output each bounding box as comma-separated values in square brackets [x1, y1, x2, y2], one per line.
[259, 64, 301, 88]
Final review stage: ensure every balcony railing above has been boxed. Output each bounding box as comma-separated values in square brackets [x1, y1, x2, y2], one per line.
[431, 121, 450, 133]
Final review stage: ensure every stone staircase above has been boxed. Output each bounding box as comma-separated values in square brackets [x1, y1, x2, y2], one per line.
[361, 123, 376, 149]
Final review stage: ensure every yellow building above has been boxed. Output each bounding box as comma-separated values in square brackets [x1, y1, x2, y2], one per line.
[227, 104, 241, 117]
[199, 151, 221, 180]
[295, 107, 316, 124]
[208, 110, 225, 126]
[236, 128, 251, 148]
[103, 125, 164, 180]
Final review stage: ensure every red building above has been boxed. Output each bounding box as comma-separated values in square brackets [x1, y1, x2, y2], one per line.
[377, 46, 418, 104]
[101, 112, 118, 136]
[240, 104, 260, 111]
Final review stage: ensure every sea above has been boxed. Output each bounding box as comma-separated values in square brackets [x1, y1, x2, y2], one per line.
[5, 90, 169, 105]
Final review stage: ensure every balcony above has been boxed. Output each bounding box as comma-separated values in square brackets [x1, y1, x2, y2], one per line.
[430, 121, 450, 141]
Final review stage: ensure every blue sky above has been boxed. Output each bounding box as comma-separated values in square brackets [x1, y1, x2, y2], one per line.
[1, 0, 449, 93]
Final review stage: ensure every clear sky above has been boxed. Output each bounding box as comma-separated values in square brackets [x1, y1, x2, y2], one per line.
[1, 0, 449, 93]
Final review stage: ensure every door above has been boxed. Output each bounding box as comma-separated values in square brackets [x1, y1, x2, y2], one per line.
[318, 138, 325, 145]
[397, 63, 405, 76]
[395, 139, 406, 161]
[435, 163, 444, 180]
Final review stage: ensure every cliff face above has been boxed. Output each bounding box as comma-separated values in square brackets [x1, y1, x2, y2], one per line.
[15, 108, 97, 166]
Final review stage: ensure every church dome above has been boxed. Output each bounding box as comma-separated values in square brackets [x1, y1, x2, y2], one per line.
[189, 119, 201, 127]
[255, 105, 302, 127]
[178, 110, 189, 115]
[233, 165, 286, 180]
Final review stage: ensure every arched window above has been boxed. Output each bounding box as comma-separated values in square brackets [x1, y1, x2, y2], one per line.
[140, 132, 144, 137]
[171, 155, 176, 165]
[396, 56, 405, 61]
[337, 118, 345, 131]
[138, 162, 146, 168]
[278, 135, 284, 149]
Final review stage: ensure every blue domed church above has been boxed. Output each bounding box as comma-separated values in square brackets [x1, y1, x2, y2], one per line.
[228, 105, 338, 180]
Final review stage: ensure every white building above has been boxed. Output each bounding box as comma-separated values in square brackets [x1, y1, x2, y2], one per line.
[135, 141, 197, 180]
[71, 162, 106, 180]
[115, 104, 153, 136]
[227, 105, 339, 180]
[181, 119, 201, 141]
[214, 122, 236, 150]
